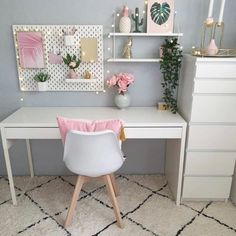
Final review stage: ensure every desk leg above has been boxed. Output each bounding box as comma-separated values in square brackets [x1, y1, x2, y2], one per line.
[0, 128, 17, 205]
[26, 139, 34, 178]
[165, 126, 186, 206]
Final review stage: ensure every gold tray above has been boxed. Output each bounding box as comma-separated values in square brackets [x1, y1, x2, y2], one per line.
[192, 49, 236, 57]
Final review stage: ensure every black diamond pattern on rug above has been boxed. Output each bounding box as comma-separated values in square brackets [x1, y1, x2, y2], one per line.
[0, 175, 235, 236]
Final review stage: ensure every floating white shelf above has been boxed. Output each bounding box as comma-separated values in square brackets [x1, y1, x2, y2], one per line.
[65, 78, 98, 83]
[107, 58, 161, 63]
[109, 32, 183, 37]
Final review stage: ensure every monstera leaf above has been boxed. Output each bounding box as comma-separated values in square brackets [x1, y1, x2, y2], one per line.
[150, 2, 171, 25]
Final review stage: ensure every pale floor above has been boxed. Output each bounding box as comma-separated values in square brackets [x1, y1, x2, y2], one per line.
[0, 175, 235, 236]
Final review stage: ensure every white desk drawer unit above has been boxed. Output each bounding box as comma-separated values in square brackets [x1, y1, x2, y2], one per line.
[187, 125, 236, 150]
[195, 61, 236, 78]
[178, 55, 236, 201]
[191, 95, 236, 123]
[182, 177, 232, 199]
[185, 152, 236, 176]
[194, 78, 236, 94]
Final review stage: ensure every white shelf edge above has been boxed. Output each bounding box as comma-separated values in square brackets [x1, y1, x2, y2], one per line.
[107, 58, 161, 63]
[65, 78, 98, 83]
[109, 32, 183, 37]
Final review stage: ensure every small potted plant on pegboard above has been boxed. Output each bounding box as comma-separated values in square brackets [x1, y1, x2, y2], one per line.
[63, 53, 81, 79]
[62, 27, 77, 46]
[33, 72, 50, 91]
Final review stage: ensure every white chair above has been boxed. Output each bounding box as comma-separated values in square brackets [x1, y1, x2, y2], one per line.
[63, 130, 125, 228]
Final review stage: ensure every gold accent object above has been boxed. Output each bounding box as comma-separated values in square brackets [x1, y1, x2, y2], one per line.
[80, 38, 97, 62]
[122, 37, 133, 59]
[157, 102, 168, 111]
[83, 71, 92, 79]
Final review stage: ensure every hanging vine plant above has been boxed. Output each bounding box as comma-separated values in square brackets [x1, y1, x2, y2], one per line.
[160, 38, 183, 114]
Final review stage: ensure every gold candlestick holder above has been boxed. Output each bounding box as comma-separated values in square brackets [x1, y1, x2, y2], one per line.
[192, 18, 224, 57]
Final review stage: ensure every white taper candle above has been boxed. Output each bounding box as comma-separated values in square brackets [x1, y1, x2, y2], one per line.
[218, 0, 226, 22]
[208, 0, 214, 17]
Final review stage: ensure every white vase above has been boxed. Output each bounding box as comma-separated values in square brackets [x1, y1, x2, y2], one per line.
[37, 82, 47, 91]
[119, 6, 131, 33]
[114, 93, 130, 109]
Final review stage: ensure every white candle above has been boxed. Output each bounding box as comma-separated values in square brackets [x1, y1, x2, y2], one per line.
[218, 0, 226, 22]
[208, 0, 214, 17]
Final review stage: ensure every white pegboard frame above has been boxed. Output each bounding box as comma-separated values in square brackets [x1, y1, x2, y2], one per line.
[12, 25, 104, 91]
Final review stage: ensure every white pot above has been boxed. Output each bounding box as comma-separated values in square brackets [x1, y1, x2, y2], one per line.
[37, 82, 48, 91]
[114, 93, 130, 109]
[64, 35, 75, 46]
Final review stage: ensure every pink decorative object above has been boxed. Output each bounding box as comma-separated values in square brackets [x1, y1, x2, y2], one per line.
[119, 6, 131, 33]
[147, 0, 174, 33]
[68, 69, 78, 79]
[107, 73, 134, 94]
[48, 52, 62, 64]
[16, 31, 45, 68]
[57, 117, 123, 144]
[123, 6, 129, 17]
[206, 39, 218, 56]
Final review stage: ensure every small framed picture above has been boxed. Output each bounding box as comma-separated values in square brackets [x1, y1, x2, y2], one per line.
[16, 31, 45, 69]
[147, 0, 174, 33]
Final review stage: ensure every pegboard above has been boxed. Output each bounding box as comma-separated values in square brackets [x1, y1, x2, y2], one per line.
[12, 25, 104, 91]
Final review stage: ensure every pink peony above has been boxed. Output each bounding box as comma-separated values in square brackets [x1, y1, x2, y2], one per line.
[107, 75, 117, 87]
[69, 61, 76, 68]
[106, 73, 134, 94]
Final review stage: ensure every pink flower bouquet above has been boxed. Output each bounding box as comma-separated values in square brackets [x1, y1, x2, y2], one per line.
[107, 73, 134, 95]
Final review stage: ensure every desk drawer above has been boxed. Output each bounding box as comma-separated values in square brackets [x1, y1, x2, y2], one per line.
[4, 127, 183, 139]
[4, 128, 60, 139]
[182, 176, 232, 199]
[124, 127, 182, 139]
[191, 95, 236, 122]
[196, 62, 236, 78]
[185, 152, 236, 176]
[188, 125, 236, 150]
[194, 79, 236, 94]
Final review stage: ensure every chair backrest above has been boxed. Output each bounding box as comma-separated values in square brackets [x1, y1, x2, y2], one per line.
[63, 130, 124, 177]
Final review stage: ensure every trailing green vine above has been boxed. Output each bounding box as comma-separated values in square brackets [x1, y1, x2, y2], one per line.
[160, 38, 183, 114]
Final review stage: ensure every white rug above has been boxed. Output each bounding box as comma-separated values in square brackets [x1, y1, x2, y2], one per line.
[0, 175, 235, 236]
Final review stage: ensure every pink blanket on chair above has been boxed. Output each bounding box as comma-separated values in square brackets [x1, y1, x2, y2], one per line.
[57, 116, 124, 144]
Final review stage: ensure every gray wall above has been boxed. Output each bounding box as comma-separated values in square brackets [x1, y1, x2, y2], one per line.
[0, 0, 236, 175]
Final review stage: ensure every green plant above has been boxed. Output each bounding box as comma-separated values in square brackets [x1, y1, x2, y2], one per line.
[131, 8, 143, 33]
[63, 53, 81, 71]
[33, 72, 50, 82]
[160, 38, 183, 114]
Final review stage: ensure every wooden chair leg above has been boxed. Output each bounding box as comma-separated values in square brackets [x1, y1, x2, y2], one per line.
[64, 175, 85, 228]
[103, 175, 124, 228]
[110, 174, 120, 196]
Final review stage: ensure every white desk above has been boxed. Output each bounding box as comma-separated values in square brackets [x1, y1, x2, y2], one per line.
[0, 107, 186, 205]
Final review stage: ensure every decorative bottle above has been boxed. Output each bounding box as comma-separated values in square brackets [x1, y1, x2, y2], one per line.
[119, 6, 131, 33]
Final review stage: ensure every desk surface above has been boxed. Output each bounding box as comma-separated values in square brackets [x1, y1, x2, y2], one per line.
[0, 107, 186, 128]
